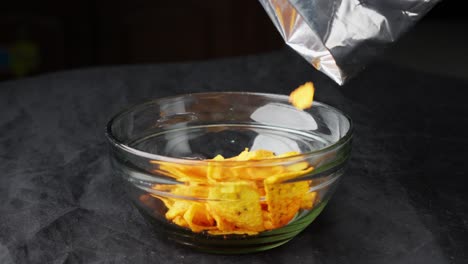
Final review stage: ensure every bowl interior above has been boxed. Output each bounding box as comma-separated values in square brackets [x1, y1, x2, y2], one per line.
[108, 92, 351, 160]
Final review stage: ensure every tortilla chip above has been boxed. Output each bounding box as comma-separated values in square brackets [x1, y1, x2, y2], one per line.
[183, 203, 216, 232]
[239, 149, 275, 161]
[165, 200, 191, 220]
[262, 210, 274, 230]
[264, 167, 314, 228]
[227, 149, 292, 180]
[289, 82, 315, 110]
[275, 151, 300, 158]
[226, 148, 250, 161]
[206, 154, 227, 182]
[172, 215, 189, 228]
[244, 166, 285, 180]
[155, 162, 207, 182]
[300, 191, 317, 210]
[285, 161, 309, 172]
[207, 181, 264, 232]
[173, 184, 209, 199]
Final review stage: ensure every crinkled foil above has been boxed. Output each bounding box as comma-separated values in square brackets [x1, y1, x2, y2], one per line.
[259, 0, 440, 85]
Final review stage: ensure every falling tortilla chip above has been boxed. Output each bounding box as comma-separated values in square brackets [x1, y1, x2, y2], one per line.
[289, 82, 315, 110]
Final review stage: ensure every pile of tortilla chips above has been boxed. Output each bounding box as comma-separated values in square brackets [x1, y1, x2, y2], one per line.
[148, 149, 317, 235]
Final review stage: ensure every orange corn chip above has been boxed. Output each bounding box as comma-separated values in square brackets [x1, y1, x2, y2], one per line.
[152, 183, 209, 200]
[264, 167, 314, 228]
[183, 203, 216, 232]
[300, 191, 317, 210]
[165, 200, 192, 220]
[243, 166, 285, 181]
[155, 162, 207, 182]
[211, 216, 237, 232]
[225, 148, 250, 161]
[173, 184, 209, 199]
[231, 149, 276, 161]
[207, 181, 264, 232]
[206, 154, 228, 182]
[172, 215, 189, 228]
[275, 151, 300, 158]
[289, 82, 315, 110]
[285, 161, 309, 172]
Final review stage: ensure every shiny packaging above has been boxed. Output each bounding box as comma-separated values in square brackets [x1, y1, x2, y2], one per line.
[259, 0, 440, 84]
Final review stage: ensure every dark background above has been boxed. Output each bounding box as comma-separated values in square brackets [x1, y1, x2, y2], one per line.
[0, 0, 466, 81]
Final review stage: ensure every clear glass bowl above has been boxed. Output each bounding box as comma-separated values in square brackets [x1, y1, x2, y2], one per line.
[106, 92, 352, 254]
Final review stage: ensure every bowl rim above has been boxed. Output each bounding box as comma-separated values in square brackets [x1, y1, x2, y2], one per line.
[105, 92, 353, 165]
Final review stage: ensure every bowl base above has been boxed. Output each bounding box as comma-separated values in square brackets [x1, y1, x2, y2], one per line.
[136, 201, 328, 254]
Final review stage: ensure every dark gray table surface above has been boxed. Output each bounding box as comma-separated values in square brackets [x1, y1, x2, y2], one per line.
[1, 49, 467, 264]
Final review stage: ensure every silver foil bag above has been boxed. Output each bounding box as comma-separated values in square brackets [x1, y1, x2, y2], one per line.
[259, 0, 440, 85]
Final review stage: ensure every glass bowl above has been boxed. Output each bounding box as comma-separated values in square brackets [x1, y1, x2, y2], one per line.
[105, 92, 352, 254]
